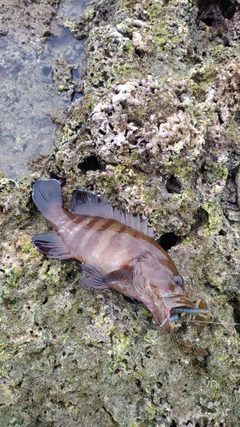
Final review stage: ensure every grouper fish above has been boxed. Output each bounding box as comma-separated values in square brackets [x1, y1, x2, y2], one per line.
[32, 179, 208, 332]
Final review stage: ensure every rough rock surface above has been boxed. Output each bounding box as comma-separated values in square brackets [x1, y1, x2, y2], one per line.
[0, 0, 240, 426]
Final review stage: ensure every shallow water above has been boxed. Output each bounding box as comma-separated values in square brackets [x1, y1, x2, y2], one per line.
[59, 0, 90, 18]
[0, 0, 87, 179]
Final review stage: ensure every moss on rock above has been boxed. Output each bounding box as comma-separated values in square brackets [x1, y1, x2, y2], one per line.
[1, 0, 240, 426]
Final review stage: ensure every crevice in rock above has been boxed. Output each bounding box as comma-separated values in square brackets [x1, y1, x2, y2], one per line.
[166, 175, 182, 194]
[191, 207, 209, 231]
[158, 232, 180, 251]
[196, 0, 237, 26]
[227, 297, 240, 334]
[78, 155, 103, 173]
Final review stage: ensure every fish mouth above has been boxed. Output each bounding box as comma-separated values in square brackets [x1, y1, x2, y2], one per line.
[160, 297, 209, 331]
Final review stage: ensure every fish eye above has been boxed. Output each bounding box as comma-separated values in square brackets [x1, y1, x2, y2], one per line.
[173, 275, 183, 286]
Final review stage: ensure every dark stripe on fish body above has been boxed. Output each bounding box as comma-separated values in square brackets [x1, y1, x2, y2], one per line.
[125, 230, 152, 257]
[53, 214, 91, 256]
[49, 209, 70, 230]
[103, 226, 162, 265]
[58, 215, 89, 244]
[81, 218, 124, 260]
[99, 223, 141, 264]
[97, 223, 128, 259]
[58, 215, 77, 234]
[72, 217, 113, 256]
[98, 218, 118, 232]
[66, 217, 105, 255]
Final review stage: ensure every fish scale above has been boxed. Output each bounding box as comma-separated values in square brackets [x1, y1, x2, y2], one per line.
[32, 179, 208, 332]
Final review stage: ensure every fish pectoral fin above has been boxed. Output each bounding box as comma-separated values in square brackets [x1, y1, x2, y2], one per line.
[81, 264, 133, 289]
[32, 234, 71, 260]
[104, 267, 133, 282]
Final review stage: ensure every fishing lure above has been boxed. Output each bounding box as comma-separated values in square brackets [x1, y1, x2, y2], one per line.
[32, 179, 208, 332]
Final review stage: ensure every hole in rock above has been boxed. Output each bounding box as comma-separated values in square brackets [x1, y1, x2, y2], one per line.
[234, 111, 240, 124]
[159, 232, 179, 251]
[191, 207, 209, 231]
[166, 175, 182, 194]
[197, 0, 237, 27]
[228, 298, 240, 334]
[78, 155, 102, 173]
[219, 229, 227, 236]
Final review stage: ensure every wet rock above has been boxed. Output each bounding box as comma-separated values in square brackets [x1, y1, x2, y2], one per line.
[1, 0, 240, 426]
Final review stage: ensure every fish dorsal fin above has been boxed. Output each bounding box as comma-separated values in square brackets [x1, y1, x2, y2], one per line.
[70, 190, 154, 238]
[71, 190, 111, 217]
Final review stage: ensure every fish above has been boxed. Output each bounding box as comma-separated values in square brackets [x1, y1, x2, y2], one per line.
[31, 179, 208, 332]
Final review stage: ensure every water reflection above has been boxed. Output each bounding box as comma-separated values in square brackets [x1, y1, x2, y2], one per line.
[0, 2, 87, 178]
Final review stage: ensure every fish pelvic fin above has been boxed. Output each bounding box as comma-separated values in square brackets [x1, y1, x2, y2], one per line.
[32, 233, 71, 260]
[32, 179, 62, 221]
[123, 295, 140, 305]
[81, 264, 108, 289]
[81, 264, 133, 289]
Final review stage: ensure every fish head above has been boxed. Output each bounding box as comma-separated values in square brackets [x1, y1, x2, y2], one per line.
[132, 251, 207, 332]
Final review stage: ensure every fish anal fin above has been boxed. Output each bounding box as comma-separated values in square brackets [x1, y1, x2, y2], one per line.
[32, 233, 71, 260]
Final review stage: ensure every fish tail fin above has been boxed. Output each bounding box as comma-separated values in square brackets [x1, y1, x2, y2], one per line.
[32, 179, 62, 221]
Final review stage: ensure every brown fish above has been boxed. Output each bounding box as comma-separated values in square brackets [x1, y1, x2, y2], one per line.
[32, 179, 208, 332]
